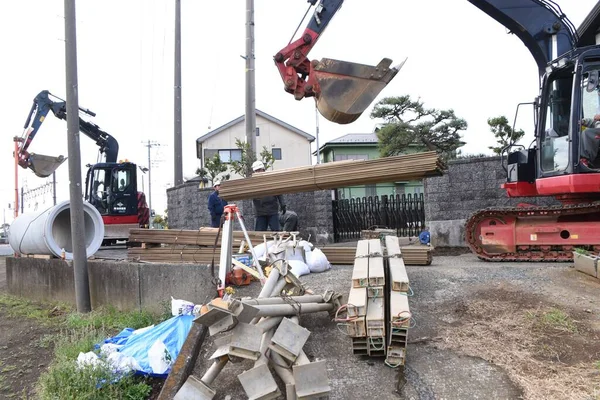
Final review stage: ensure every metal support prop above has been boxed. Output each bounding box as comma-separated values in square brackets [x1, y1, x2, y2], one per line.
[253, 303, 334, 317]
[201, 356, 228, 385]
[242, 294, 324, 306]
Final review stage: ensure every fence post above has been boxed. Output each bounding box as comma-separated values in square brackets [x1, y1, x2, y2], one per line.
[380, 195, 388, 228]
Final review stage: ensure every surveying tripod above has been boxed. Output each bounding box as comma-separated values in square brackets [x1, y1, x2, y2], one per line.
[216, 204, 266, 298]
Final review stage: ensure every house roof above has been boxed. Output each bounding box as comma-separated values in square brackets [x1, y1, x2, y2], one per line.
[196, 109, 315, 143]
[314, 133, 378, 154]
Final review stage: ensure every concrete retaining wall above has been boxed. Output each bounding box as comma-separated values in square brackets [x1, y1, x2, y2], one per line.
[6, 257, 216, 314]
[167, 181, 334, 245]
[424, 156, 558, 247]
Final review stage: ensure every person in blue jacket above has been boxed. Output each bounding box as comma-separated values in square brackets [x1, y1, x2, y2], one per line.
[208, 178, 227, 228]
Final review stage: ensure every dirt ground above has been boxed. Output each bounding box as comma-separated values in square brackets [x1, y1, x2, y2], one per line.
[2, 252, 600, 399]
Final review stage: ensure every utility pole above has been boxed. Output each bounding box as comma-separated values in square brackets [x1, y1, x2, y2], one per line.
[174, 0, 183, 186]
[65, 0, 91, 313]
[245, 0, 257, 161]
[13, 138, 21, 219]
[315, 104, 321, 164]
[142, 140, 162, 219]
[52, 171, 57, 206]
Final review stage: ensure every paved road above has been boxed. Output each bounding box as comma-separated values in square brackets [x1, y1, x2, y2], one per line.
[0, 244, 13, 256]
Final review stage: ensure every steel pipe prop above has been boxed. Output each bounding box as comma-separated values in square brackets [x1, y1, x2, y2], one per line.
[242, 295, 324, 306]
[254, 303, 334, 318]
[8, 200, 104, 260]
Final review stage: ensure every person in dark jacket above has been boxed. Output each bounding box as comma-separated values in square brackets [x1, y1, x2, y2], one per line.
[251, 161, 286, 231]
[279, 209, 298, 231]
[208, 179, 227, 228]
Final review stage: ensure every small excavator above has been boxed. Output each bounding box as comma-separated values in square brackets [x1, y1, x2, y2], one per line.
[276, 0, 600, 261]
[15, 90, 150, 245]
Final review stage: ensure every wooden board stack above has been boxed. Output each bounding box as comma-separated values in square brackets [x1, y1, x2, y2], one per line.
[218, 151, 444, 201]
[127, 228, 287, 263]
[343, 236, 412, 367]
[322, 244, 433, 266]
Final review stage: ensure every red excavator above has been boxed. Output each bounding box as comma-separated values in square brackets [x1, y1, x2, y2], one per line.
[275, 0, 600, 261]
[15, 90, 150, 245]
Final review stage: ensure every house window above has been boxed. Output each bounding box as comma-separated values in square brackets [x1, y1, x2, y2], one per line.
[272, 148, 282, 160]
[256, 127, 260, 136]
[204, 149, 241, 163]
[333, 154, 368, 161]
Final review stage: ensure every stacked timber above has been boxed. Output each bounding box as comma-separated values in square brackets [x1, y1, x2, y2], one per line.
[127, 228, 287, 263]
[219, 151, 444, 201]
[322, 244, 433, 266]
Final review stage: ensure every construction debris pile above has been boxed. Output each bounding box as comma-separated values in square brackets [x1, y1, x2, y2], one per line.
[218, 151, 445, 201]
[340, 236, 411, 366]
[321, 242, 433, 266]
[174, 234, 342, 400]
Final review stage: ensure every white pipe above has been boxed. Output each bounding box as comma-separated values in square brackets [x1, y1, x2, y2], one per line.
[8, 200, 104, 260]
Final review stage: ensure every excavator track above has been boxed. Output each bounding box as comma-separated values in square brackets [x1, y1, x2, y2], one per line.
[465, 201, 600, 262]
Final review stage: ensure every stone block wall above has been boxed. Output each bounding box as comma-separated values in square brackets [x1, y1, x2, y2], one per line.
[424, 156, 558, 247]
[167, 181, 334, 245]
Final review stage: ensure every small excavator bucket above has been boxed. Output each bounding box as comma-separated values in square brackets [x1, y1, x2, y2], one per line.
[313, 57, 405, 124]
[28, 154, 67, 178]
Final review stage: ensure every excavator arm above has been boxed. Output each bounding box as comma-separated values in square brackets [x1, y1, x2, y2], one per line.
[16, 90, 119, 178]
[275, 0, 578, 124]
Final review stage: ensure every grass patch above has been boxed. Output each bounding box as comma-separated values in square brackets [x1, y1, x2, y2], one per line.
[595, 360, 600, 370]
[0, 294, 70, 323]
[0, 293, 166, 399]
[539, 308, 578, 333]
[65, 305, 158, 331]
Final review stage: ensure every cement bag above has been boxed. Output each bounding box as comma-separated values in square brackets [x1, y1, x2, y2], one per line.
[116, 315, 194, 377]
[307, 248, 331, 273]
[285, 246, 306, 263]
[253, 240, 275, 259]
[287, 259, 311, 277]
[298, 240, 314, 253]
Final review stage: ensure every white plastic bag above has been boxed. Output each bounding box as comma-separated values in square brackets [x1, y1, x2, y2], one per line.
[307, 248, 331, 273]
[287, 259, 311, 277]
[298, 240, 314, 253]
[171, 297, 195, 316]
[148, 340, 172, 375]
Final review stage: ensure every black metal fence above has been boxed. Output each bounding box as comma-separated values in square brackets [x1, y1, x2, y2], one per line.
[332, 193, 426, 242]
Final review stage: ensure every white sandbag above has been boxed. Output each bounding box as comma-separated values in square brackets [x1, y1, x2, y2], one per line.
[285, 245, 306, 263]
[287, 259, 311, 277]
[298, 240, 314, 253]
[253, 240, 275, 259]
[307, 248, 332, 273]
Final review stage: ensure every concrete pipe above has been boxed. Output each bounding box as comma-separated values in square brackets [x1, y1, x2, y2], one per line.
[8, 200, 104, 260]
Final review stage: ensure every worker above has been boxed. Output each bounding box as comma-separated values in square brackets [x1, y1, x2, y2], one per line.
[251, 160, 286, 231]
[580, 114, 600, 168]
[279, 208, 299, 232]
[207, 178, 227, 228]
[118, 178, 126, 191]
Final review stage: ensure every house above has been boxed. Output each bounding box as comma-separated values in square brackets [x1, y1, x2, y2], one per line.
[315, 133, 424, 199]
[196, 110, 315, 179]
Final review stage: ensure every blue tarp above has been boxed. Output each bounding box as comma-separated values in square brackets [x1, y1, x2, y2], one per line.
[97, 315, 194, 378]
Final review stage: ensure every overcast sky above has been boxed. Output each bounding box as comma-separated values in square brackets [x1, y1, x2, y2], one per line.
[1, 0, 598, 223]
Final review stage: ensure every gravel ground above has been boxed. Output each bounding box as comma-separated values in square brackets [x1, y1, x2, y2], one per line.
[190, 254, 600, 400]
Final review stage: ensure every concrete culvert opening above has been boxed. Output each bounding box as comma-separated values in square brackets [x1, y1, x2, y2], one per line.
[9, 200, 105, 260]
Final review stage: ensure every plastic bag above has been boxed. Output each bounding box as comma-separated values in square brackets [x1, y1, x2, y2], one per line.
[171, 296, 195, 316]
[307, 248, 332, 273]
[116, 315, 194, 377]
[287, 259, 311, 277]
[148, 340, 172, 375]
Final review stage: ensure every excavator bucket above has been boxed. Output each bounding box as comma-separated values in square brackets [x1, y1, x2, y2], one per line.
[313, 57, 405, 124]
[28, 154, 67, 178]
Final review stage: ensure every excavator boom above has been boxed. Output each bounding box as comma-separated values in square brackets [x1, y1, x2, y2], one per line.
[276, 0, 579, 124]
